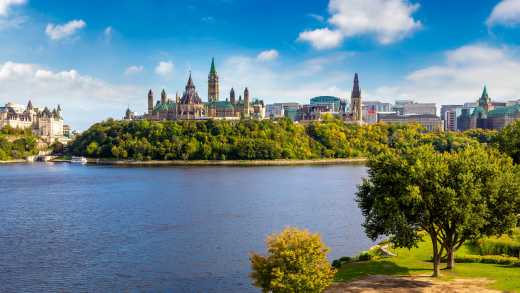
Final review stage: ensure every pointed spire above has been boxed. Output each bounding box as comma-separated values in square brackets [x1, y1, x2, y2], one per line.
[482, 85, 488, 98]
[161, 89, 167, 104]
[351, 73, 361, 98]
[187, 71, 195, 88]
[27, 100, 33, 110]
[57, 104, 61, 112]
[210, 57, 216, 75]
[148, 89, 153, 97]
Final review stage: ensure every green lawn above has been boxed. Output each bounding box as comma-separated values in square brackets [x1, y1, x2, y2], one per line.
[335, 238, 520, 292]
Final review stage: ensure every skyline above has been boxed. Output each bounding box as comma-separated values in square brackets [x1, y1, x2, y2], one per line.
[1, 0, 520, 129]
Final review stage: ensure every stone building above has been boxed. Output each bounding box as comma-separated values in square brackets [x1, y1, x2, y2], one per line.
[349, 73, 363, 123]
[458, 86, 520, 130]
[378, 113, 443, 132]
[0, 101, 64, 141]
[135, 59, 265, 121]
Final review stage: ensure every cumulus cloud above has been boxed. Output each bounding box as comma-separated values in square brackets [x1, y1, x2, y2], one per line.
[487, 0, 520, 27]
[124, 65, 144, 75]
[218, 53, 353, 102]
[0, 61, 141, 130]
[375, 44, 520, 105]
[155, 61, 174, 77]
[257, 49, 279, 61]
[298, 28, 344, 50]
[299, 0, 421, 49]
[0, 0, 25, 16]
[45, 19, 86, 40]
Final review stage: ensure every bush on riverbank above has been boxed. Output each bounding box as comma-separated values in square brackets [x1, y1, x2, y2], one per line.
[0, 127, 39, 160]
[69, 119, 491, 161]
[250, 227, 335, 293]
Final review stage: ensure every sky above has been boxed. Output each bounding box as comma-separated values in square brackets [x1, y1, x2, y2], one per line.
[2, 0, 520, 129]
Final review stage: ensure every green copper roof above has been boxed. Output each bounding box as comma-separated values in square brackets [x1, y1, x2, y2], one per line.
[210, 58, 216, 75]
[208, 101, 235, 110]
[155, 101, 176, 111]
[487, 104, 520, 118]
[471, 106, 487, 118]
[482, 86, 488, 98]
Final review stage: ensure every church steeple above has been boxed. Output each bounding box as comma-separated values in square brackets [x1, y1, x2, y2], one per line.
[208, 58, 220, 102]
[350, 73, 362, 123]
[479, 85, 493, 112]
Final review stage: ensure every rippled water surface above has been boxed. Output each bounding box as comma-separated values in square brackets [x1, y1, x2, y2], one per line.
[0, 163, 373, 292]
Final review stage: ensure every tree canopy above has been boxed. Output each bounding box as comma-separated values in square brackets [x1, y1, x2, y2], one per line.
[356, 144, 520, 276]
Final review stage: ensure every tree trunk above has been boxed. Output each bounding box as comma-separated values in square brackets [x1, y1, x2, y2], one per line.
[446, 247, 455, 270]
[431, 234, 441, 277]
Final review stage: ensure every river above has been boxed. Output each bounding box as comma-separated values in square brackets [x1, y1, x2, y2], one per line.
[0, 163, 374, 292]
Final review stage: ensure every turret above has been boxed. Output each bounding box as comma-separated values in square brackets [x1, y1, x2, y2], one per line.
[230, 88, 236, 104]
[175, 91, 180, 103]
[26, 100, 33, 110]
[161, 89, 167, 104]
[244, 87, 250, 105]
[147, 89, 154, 114]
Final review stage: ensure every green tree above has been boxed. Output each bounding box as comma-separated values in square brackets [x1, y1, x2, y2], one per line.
[497, 120, 520, 164]
[250, 227, 335, 293]
[357, 145, 520, 277]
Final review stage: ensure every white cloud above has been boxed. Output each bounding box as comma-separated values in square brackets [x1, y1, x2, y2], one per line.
[0, 61, 141, 130]
[375, 44, 520, 105]
[125, 65, 143, 75]
[299, 0, 421, 49]
[487, 0, 520, 27]
[257, 49, 279, 61]
[104, 26, 113, 41]
[155, 61, 174, 77]
[0, 0, 25, 16]
[45, 19, 86, 40]
[218, 54, 352, 102]
[298, 28, 344, 50]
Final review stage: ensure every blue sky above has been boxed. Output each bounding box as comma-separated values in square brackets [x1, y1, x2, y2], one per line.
[1, 0, 520, 129]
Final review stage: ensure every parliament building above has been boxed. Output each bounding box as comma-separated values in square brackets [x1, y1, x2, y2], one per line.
[127, 59, 266, 121]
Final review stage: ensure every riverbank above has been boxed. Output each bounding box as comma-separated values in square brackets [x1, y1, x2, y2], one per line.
[86, 158, 368, 166]
[0, 159, 27, 164]
[333, 236, 520, 292]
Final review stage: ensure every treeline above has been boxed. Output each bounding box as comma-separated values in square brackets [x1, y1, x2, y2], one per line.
[69, 118, 512, 161]
[0, 126, 39, 161]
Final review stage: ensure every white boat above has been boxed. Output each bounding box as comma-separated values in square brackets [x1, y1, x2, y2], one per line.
[71, 156, 88, 164]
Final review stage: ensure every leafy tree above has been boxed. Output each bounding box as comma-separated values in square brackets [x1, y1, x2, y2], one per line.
[497, 120, 520, 164]
[357, 145, 520, 276]
[250, 227, 335, 293]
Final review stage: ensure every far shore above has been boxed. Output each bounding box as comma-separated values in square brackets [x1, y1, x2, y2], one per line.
[85, 158, 368, 166]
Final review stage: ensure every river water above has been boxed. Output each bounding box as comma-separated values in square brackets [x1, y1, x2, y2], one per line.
[0, 163, 373, 292]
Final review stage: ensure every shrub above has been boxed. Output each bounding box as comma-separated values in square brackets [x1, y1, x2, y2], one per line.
[470, 238, 520, 258]
[455, 254, 520, 266]
[357, 251, 372, 261]
[250, 227, 335, 293]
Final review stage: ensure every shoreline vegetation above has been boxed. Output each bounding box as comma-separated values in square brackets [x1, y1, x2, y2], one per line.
[86, 157, 367, 166]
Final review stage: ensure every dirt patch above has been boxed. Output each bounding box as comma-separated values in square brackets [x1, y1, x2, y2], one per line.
[326, 275, 499, 293]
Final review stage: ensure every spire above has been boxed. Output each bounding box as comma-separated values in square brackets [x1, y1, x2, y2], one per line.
[148, 89, 153, 97]
[27, 100, 33, 110]
[230, 88, 236, 104]
[210, 57, 217, 74]
[482, 85, 489, 99]
[351, 73, 361, 98]
[187, 71, 195, 89]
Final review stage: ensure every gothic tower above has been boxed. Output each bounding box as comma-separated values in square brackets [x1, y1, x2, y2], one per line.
[161, 89, 167, 104]
[479, 86, 493, 112]
[243, 87, 250, 117]
[148, 89, 154, 114]
[208, 58, 219, 102]
[230, 88, 236, 104]
[350, 73, 362, 122]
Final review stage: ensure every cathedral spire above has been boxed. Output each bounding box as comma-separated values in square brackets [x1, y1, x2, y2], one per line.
[210, 57, 217, 75]
[351, 73, 361, 98]
[187, 72, 195, 89]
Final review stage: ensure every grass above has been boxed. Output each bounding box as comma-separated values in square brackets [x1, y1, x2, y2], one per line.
[334, 237, 520, 292]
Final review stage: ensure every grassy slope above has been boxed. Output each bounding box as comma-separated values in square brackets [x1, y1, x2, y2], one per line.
[335, 238, 520, 292]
